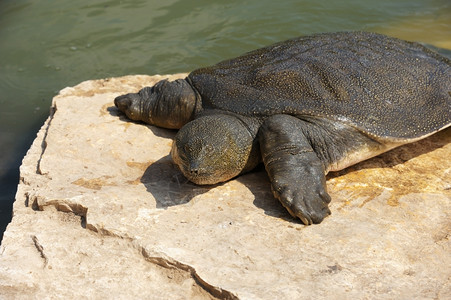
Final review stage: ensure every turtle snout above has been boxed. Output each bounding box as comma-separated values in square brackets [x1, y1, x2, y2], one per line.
[114, 94, 132, 113]
[186, 161, 207, 182]
[179, 160, 219, 185]
[114, 93, 142, 121]
[189, 163, 200, 175]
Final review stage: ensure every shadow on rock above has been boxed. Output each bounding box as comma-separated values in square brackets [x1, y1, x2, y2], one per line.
[235, 166, 299, 222]
[140, 155, 217, 209]
[107, 105, 125, 119]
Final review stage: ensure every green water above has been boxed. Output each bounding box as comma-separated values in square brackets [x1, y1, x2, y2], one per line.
[1, 0, 450, 241]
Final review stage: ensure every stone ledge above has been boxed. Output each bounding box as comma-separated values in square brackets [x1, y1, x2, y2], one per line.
[1, 75, 450, 299]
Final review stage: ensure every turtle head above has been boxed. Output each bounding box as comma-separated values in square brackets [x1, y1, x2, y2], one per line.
[171, 115, 260, 185]
[114, 79, 197, 129]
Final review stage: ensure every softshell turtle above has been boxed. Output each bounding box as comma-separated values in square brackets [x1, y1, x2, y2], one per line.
[114, 31, 451, 225]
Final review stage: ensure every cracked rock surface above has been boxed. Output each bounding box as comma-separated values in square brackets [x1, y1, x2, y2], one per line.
[1, 74, 450, 299]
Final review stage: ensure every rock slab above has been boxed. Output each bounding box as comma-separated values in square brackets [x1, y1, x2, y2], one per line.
[1, 74, 450, 299]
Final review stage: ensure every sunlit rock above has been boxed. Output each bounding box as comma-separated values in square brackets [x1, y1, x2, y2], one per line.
[0, 75, 450, 299]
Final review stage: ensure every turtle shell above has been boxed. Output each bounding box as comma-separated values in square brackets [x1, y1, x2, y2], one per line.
[188, 32, 451, 141]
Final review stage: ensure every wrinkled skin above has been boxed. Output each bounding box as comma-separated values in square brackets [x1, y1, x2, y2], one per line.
[114, 31, 451, 225]
[115, 79, 197, 129]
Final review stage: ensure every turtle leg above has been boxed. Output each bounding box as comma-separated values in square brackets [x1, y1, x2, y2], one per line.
[258, 114, 331, 224]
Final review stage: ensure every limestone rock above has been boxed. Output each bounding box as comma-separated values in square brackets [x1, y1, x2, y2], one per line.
[1, 74, 450, 299]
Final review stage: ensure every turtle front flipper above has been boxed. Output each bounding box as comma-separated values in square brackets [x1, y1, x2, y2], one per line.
[259, 114, 331, 224]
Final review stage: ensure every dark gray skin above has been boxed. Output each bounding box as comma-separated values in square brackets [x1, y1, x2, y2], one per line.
[115, 31, 451, 225]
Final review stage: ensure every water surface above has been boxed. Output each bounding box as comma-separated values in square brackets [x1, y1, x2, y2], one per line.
[1, 0, 450, 241]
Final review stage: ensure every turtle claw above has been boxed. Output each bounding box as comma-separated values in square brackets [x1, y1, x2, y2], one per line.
[284, 203, 312, 225]
[274, 180, 331, 225]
